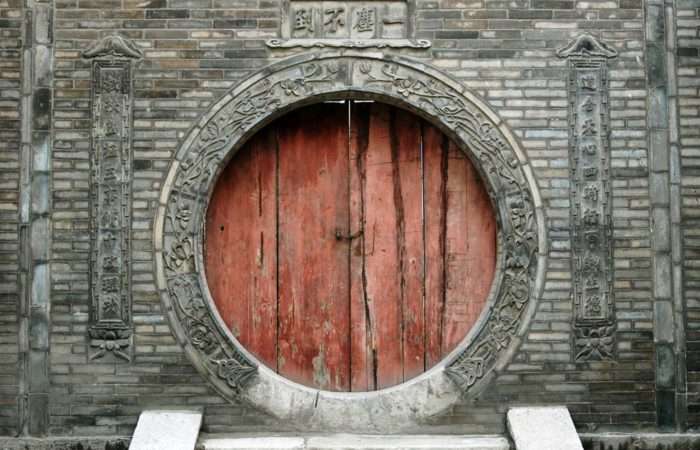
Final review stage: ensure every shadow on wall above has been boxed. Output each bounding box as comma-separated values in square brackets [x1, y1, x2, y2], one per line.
[0, 438, 128, 450]
[582, 438, 700, 450]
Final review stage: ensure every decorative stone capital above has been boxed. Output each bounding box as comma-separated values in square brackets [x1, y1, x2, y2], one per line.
[557, 33, 618, 59]
[81, 35, 143, 60]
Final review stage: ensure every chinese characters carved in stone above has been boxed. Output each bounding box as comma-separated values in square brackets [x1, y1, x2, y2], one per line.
[269, 1, 430, 49]
[82, 36, 142, 362]
[559, 35, 617, 362]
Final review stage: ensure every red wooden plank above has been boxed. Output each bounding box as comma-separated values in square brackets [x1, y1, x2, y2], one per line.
[349, 103, 374, 391]
[392, 108, 425, 381]
[276, 103, 351, 391]
[422, 123, 448, 367]
[442, 142, 496, 353]
[205, 127, 278, 368]
[359, 103, 404, 389]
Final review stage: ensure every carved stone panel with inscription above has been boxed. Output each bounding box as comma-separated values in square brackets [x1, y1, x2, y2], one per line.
[558, 34, 617, 362]
[82, 35, 142, 363]
[268, 1, 429, 48]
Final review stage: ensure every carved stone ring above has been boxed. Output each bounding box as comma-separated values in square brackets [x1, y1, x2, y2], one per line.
[155, 52, 547, 432]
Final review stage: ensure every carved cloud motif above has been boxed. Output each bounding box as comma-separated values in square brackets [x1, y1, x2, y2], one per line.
[82, 35, 143, 60]
[556, 33, 618, 59]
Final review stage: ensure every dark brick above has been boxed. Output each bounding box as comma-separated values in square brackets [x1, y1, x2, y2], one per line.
[679, 47, 699, 57]
[532, 0, 574, 8]
[145, 9, 190, 19]
[133, 160, 152, 170]
[508, 10, 553, 20]
[434, 31, 478, 39]
[214, 19, 257, 28]
[620, 0, 642, 8]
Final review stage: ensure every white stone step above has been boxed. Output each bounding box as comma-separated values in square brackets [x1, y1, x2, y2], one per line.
[199, 434, 509, 450]
[507, 406, 582, 450]
[129, 409, 203, 450]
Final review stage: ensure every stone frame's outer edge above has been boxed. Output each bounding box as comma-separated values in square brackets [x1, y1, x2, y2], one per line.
[153, 52, 546, 432]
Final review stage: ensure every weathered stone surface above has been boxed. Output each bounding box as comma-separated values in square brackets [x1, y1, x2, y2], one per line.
[507, 407, 582, 450]
[129, 410, 202, 450]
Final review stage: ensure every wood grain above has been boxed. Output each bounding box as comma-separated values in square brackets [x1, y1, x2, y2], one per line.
[204, 102, 496, 391]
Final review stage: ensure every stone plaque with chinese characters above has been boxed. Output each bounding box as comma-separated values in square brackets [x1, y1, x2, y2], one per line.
[268, 1, 430, 49]
[569, 59, 615, 361]
[88, 60, 133, 362]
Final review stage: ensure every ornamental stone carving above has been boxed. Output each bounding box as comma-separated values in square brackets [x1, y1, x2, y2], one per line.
[155, 52, 546, 432]
[83, 35, 141, 362]
[558, 34, 617, 362]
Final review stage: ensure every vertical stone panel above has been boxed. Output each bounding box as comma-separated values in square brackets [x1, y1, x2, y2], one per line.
[558, 34, 618, 362]
[82, 38, 142, 363]
[646, 0, 686, 430]
[17, 0, 54, 437]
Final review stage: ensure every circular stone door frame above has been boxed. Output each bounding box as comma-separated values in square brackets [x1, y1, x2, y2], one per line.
[154, 52, 547, 433]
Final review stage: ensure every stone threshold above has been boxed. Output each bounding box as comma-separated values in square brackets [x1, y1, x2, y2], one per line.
[196, 434, 510, 450]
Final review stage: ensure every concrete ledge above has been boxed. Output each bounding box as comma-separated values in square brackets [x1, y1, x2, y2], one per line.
[198, 434, 510, 450]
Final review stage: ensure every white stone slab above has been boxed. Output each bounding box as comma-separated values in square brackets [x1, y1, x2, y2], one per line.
[507, 406, 583, 450]
[129, 409, 202, 450]
[306, 434, 509, 449]
[199, 434, 509, 450]
[203, 437, 305, 450]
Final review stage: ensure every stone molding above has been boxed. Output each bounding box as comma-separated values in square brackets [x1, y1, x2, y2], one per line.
[154, 52, 547, 432]
[266, 38, 431, 49]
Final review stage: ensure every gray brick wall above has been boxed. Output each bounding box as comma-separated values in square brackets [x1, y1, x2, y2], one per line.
[678, 0, 700, 431]
[0, 0, 23, 437]
[0, 0, 694, 438]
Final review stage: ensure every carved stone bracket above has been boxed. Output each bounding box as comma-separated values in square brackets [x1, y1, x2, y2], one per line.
[155, 53, 546, 432]
[559, 35, 617, 362]
[82, 34, 143, 60]
[83, 36, 141, 362]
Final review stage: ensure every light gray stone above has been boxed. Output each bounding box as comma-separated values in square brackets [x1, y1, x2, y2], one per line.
[199, 434, 509, 450]
[202, 436, 305, 450]
[507, 406, 582, 450]
[305, 435, 509, 449]
[129, 410, 202, 450]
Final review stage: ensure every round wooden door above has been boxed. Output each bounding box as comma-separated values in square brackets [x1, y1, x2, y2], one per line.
[205, 102, 496, 392]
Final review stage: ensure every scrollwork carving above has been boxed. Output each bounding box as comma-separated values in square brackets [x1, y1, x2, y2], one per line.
[179, 63, 343, 195]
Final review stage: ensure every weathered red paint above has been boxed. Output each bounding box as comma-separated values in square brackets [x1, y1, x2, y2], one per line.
[205, 102, 496, 392]
[205, 127, 278, 369]
[276, 104, 351, 391]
